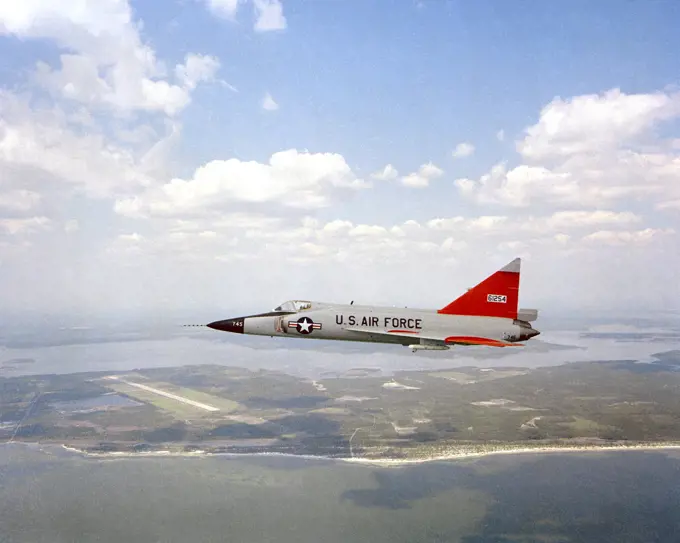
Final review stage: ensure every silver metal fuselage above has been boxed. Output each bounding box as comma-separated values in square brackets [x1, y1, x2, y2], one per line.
[217, 302, 537, 348]
[205, 257, 540, 351]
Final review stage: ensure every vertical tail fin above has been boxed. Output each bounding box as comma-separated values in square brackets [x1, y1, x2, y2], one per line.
[437, 258, 520, 319]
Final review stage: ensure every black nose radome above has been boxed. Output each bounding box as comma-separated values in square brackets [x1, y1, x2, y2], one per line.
[207, 318, 245, 334]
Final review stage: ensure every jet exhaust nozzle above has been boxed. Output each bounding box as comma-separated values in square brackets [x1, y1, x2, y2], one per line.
[518, 328, 540, 341]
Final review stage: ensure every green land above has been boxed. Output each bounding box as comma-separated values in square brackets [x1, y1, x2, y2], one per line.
[3, 353, 680, 461]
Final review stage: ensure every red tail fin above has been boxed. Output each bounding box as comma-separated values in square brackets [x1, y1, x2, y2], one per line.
[438, 258, 520, 319]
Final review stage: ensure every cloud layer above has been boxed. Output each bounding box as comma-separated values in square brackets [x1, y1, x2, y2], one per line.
[0, 3, 678, 320]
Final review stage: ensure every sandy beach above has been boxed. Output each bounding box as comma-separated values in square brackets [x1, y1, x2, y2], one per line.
[48, 441, 680, 466]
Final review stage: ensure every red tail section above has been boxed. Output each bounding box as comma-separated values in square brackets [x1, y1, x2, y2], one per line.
[437, 258, 520, 319]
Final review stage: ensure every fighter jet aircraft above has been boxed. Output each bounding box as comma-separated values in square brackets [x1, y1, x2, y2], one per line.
[206, 257, 540, 352]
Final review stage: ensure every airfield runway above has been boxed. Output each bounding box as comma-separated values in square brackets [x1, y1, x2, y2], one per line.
[104, 376, 220, 412]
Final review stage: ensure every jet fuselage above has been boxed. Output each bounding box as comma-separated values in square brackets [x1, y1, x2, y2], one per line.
[206, 257, 540, 352]
[209, 302, 538, 349]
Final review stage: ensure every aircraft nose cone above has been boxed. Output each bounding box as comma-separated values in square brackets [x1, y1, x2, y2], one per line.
[207, 318, 245, 334]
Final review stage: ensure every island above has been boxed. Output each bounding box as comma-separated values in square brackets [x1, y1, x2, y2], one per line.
[3, 351, 680, 463]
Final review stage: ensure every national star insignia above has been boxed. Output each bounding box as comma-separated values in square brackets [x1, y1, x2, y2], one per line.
[288, 316, 322, 335]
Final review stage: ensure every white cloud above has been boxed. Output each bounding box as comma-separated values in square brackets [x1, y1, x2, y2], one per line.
[157, 215, 671, 307]
[64, 220, 79, 233]
[322, 220, 353, 235]
[0, 190, 41, 212]
[119, 233, 144, 243]
[467, 216, 507, 230]
[518, 88, 680, 162]
[254, 0, 287, 31]
[426, 217, 465, 231]
[423, 211, 645, 240]
[0, 0, 215, 116]
[454, 163, 577, 207]
[370, 164, 398, 181]
[118, 210, 662, 272]
[349, 225, 389, 237]
[0, 216, 51, 235]
[457, 88, 680, 209]
[401, 162, 444, 188]
[203, 0, 240, 19]
[452, 142, 475, 159]
[583, 228, 675, 246]
[0, 92, 156, 199]
[175, 54, 221, 90]
[202, 0, 286, 31]
[658, 199, 680, 211]
[262, 92, 279, 111]
[115, 149, 369, 218]
[543, 210, 641, 230]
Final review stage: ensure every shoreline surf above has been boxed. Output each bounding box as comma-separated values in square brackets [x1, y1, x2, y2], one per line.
[5, 441, 676, 466]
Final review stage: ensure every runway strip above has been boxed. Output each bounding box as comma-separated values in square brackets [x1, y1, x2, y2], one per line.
[105, 376, 220, 412]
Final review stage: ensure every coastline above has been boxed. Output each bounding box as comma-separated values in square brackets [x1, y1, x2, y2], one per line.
[22, 441, 678, 466]
[343, 442, 680, 466]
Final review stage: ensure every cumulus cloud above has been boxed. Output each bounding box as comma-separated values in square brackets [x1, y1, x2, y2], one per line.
[115, 209, 660, 268]
[452, 142, 475, 159]
[401, 162, 444, 188]
[542, 210, 641, 230]
[202, 0, 286, 31]
[370, 164, 398, 181]
[0, 91, 156, 199]
[203, 0, 240, 19]
[454, 163, 580, 207]
[175, 54, 221, 90]
[0, 0, 217, 116]
[254, 0, 287, 31]
[456, 88, 680, 209]
[518, 89, 680, 162]
[114, 149, 369, 218]
[583, 228, 675, 246]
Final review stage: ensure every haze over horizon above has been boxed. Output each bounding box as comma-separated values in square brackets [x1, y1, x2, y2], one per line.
[1, 0, 679, 322]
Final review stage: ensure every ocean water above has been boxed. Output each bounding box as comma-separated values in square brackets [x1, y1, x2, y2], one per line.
[2, 444, 680, 543]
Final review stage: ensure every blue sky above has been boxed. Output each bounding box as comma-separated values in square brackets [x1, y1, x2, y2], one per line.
[167, 0, 680, 165]
[0, 0, 679, 320]
[157, 0, 680, 224]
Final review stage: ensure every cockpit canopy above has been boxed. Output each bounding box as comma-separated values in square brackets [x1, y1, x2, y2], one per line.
[273, 300, 312, 313]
